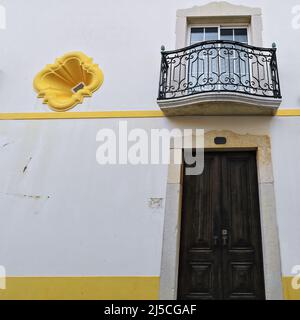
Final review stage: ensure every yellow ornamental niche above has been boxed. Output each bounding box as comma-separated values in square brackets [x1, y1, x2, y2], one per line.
[33, 52, 104, 112]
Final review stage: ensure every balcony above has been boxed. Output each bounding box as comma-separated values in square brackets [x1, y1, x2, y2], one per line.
[157, 40, 282, 116]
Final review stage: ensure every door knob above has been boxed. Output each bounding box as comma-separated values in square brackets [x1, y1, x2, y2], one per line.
[222, 229, 228, 247]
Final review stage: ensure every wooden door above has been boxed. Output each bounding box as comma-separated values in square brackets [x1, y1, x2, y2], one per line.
[177, 151, 265, 300]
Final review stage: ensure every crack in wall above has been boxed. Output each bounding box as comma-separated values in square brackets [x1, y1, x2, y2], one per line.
[23, 157, 33, 173]
[1, 193, 50, 200]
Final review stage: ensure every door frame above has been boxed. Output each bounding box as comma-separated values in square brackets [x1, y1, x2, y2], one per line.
[159, 130, 283, 300]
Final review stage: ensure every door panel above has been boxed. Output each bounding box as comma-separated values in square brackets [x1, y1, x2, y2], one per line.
[221, 152, 265, 300]
[178, 151, 265, 300]
[177, 153, 222, 300]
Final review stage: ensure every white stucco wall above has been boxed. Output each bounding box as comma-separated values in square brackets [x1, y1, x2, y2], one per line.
[0, 0, 299, 112]
[0, 119, 169, 276]
[271, 117, 300, 276]
[0, 116, 299, 277]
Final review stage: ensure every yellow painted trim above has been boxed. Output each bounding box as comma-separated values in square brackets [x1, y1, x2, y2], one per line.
[0, 276, 159, 300]
[275, 109, 300, 116]
[0, 276, 299, 300]
[0, 111, 165, 120]
[0, 109, 299, 120]
[283, 277, 300, 300]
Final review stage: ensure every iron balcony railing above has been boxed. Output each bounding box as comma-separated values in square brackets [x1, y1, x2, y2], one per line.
[158, 40, 281, 100]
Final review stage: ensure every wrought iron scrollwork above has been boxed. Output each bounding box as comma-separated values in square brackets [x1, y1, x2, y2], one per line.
[158, 40, 281, 100]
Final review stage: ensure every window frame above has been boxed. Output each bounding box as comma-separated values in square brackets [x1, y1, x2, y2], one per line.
[187, 24, 251, 46]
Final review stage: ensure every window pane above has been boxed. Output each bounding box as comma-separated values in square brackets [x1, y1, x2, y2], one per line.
[190, 28, 204, 45]
[234, 28, 248, 44]
[220, 28, 234, 41]
[205, 27, 218, 41]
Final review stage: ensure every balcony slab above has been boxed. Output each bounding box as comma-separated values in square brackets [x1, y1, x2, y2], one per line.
[157, 92, 282, 116]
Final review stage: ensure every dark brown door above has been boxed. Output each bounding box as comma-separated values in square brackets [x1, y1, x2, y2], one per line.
[178, 151, 265, 300]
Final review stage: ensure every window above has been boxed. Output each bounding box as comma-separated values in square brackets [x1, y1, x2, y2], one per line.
[190, 27, 248, 45]
[188, 26, 250, 93]
[190, 27, 219, 44]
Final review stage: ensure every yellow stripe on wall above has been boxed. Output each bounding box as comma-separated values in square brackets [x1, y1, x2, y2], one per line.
[0, 276, 299, 300]
[0, 109, 299, 120]
[283, 277, 300, 300]
[0, 277, 159, 300]
[275, 109, 300, 116]
[0, 111, 165, 120]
